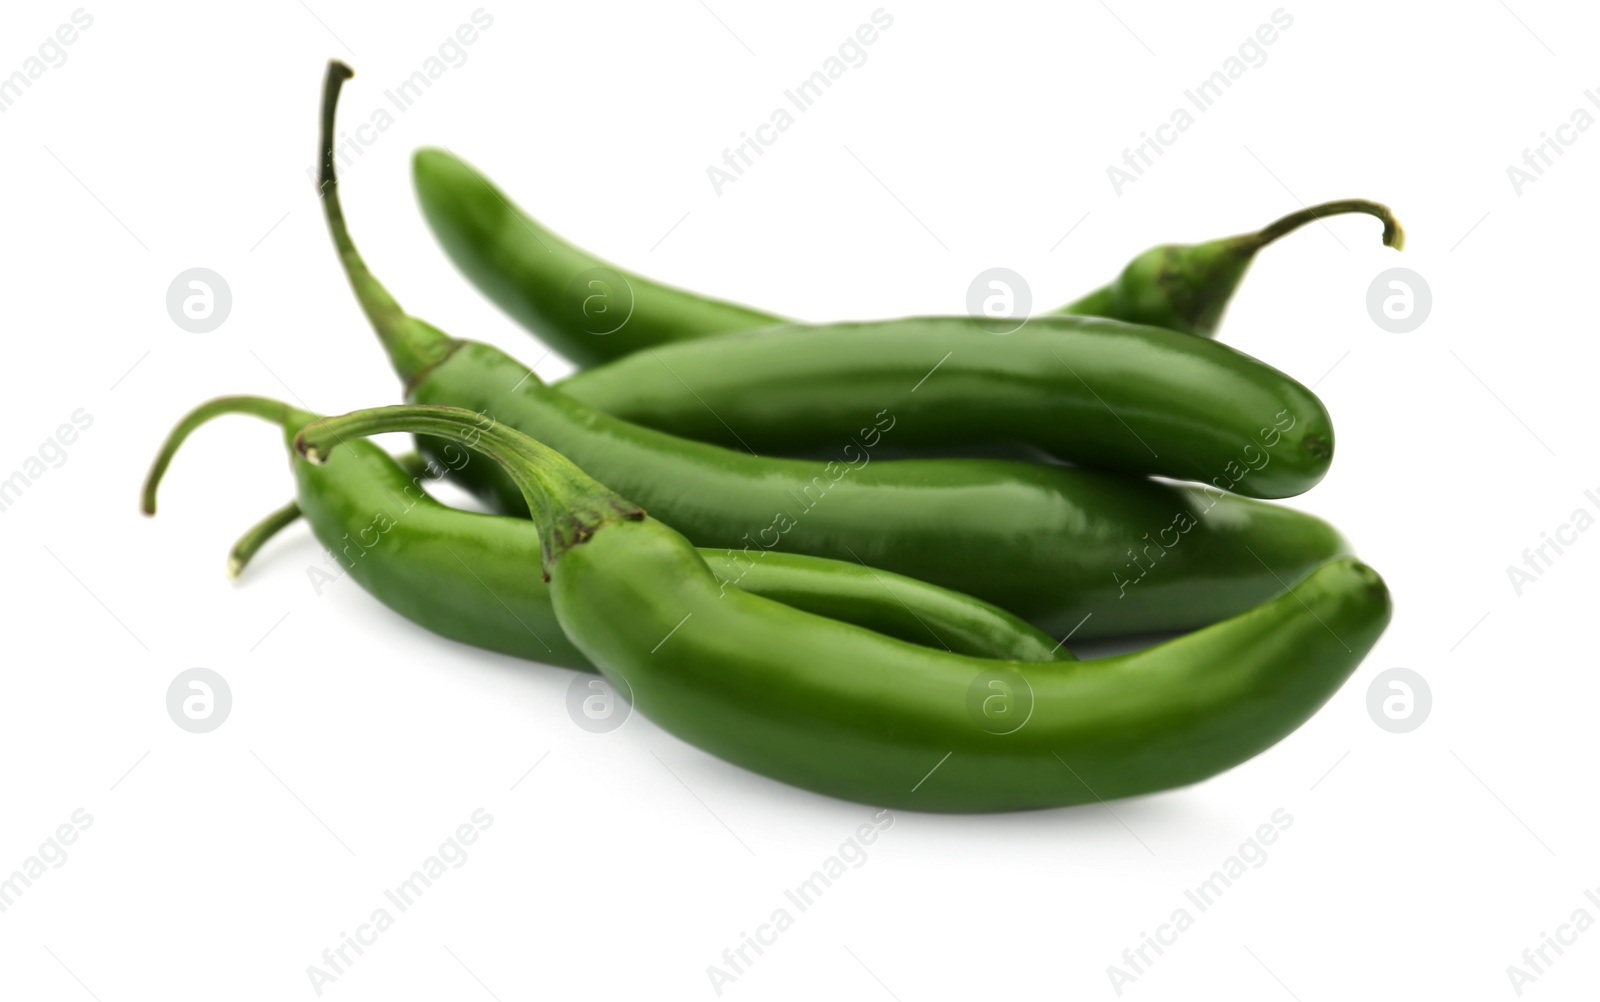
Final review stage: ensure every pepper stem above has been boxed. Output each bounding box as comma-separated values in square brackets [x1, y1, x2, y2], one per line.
[228, 501, 304, 578]
[1243, 199, 1404, 252]
[142, 395, 312, 515]
[318, 61, 454, 385]
[295, 404, 643, 577]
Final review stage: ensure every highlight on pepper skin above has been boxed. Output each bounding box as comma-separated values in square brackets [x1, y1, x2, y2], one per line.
[138, 57, 1396, 822]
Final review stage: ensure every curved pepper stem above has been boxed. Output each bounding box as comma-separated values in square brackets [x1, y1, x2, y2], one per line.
[228, 500, 304, 578]
[142, 395, 320, 578]
[1246, 199, 1403, 253]
[141, 395, 313, 515]
[1059, 199, 1404, 337]
[318, 61, 455, 385]
[295, 404, 643, 578]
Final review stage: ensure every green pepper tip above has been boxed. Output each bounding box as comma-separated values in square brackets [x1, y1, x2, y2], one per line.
[412, 145, 451, 170]
[1302, 432, 1333, 461]
[1384, 218, 1405, 251]
[1348, 560, 1388, 599]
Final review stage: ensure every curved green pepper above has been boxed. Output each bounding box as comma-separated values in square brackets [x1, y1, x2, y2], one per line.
[1059, 200, 1402, 336]
[298, 405, 1393, 813]
[414, 146, 779, 368]
[319, 63, 1354, 638]
[413, 142, 1399, 363]
[557, 314, 1334, 499]
[142, 396, 1076, 667]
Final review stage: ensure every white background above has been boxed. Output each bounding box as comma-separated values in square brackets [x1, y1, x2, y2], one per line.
[1, 1, 1596, 999]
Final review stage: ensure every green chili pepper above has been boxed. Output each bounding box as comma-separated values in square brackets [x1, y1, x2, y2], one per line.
[142, 396, 1077, 667]
[319, 62, 1353, 639]
[557, 314, 1333, 499]
[297, 405, 1393, 813]
[412, 144, 1399, 364]
[1060, 200, 1403, 337]
[413, 145, 779, 368]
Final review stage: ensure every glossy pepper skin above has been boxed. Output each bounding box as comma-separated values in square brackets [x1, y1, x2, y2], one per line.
[413, 142, 1400, 363]
[558, 315, 1335, 499]
[414, 350, 1350, 637]
[142, 396, 1077, 668]
[319, 62, 1353, 639]
[298, 406, 1394, 814]
[413, 147, 778, 369]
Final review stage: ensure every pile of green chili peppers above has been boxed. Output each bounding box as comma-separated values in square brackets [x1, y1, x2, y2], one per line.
[145, 62, 1398, 813]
